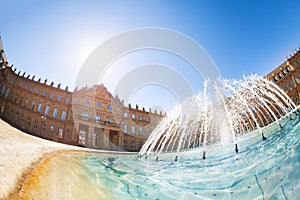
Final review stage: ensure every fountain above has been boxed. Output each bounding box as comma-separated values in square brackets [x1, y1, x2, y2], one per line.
[139, 74, 297, 161]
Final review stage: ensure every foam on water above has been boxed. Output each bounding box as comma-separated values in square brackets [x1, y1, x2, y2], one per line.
[73, 114, 300, 199]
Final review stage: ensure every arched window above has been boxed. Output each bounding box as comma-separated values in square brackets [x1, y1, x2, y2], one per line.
[82, 112, 88, 120]
[58, 128, 63, 138]
[31, 101, 36, 110]
[106, 116, 112, 123]
[50, 125, 54, 135]
[24, 99, 29, 108]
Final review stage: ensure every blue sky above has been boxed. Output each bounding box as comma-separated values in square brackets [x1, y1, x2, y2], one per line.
[1, 0, 300, 112]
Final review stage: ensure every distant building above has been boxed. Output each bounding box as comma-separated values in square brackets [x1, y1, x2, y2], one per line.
[0, 38, 164, 151]
[1, 37, 300, 151]
[265, 49, 300, 105]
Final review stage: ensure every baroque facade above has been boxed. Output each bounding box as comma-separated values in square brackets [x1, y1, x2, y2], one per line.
[0, 38, 164, 151]
[265, 49, 300, 105]
[1, 37, 300, 151]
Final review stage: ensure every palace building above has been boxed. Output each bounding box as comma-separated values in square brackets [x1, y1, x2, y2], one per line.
[0, 38, 164, 151]
[265, 49, 300, 105]
[1, 37, 300, 151]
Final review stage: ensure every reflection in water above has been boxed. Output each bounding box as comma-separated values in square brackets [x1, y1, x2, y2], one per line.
[24, 115, 299, 199]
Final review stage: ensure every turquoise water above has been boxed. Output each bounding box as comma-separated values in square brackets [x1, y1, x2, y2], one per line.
[76, 114, 299, 199]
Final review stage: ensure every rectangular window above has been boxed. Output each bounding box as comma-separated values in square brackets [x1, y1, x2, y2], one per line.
[95, 115, 100, 122]
[139, 115, 143, 121]
[146, 127, 150, 135]
[42, 90, 47, 96]
[96, 102, 101, 108]
[37, 103, 43, 112]
[124, 112, 128, 118]
[139, 127, 142, 135]
[108, 105, 112, 110]
[86, 99, 90, 105]
[124, 124, 127, 133]
[49, 93, 54, 99]
[1, 84, 6, 95]
[44, 105, 50, 116]
[30, 86, 34, 92]
[131, 114, 135, 119]
[57, 95, 62, 101]
[152, 118, 155, 123]
[36, 88, 40, 94]
[145, 116, 149, 122]
[131, 125, 135, 134]
[65, 97, 70, 103]
[93, 133, 97, 147]
[52, 108, 58, 118]
[4, 88, 10, 99]
[61, 111, 67, 121]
